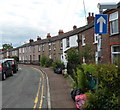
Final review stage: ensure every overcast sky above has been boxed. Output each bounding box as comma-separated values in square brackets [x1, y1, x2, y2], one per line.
[0, 0, 119, 48]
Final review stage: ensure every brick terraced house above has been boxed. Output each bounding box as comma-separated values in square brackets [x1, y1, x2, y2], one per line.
[0, 2, 119, 65]
[18, 31, 64, 65]
[78, 2, 120, 64]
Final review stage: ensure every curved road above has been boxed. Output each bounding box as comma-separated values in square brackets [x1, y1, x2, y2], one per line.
[2, 65, 48, 109]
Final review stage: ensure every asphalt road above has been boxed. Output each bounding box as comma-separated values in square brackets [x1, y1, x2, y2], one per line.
[2, 65, 48, 109]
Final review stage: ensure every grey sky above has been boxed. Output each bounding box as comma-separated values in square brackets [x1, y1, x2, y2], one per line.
[0, 0, 119, 48]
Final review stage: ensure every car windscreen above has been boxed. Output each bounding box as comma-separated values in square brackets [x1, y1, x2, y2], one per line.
[7, 60, 13, 65]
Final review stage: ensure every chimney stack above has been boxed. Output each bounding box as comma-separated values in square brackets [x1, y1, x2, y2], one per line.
[73, 25, 77, 30]
[58, 29, 64, 35]
[87, 12, 94, 25]
[37, 36, 41, 41]
[29, 39, 34, 43]
[47, 33, 51, 38]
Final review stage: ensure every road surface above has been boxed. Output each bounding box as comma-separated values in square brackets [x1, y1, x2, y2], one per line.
[2, 65, 48, 109]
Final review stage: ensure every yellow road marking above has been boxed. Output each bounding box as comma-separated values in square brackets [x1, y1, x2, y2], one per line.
[32, 67, 45, 109]
[33, 76, 41, 109]
[39, 78, 44, 108]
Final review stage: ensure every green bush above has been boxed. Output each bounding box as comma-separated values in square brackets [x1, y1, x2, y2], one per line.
[40, 56, 53, 67]
[12, 56, 19, 62]
[72, 68, 88, 92]
[66, 48, 81, 77]
[45, 58, 53, 67]
[83, 64, 120, 109]
[52, 60, 65, 70]
[82, 64, 97, 76]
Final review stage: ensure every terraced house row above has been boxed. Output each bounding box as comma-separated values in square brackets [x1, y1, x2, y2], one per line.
[0, 2, 120, 65]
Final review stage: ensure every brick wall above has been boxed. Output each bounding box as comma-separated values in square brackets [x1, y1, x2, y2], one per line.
[101, 8, 120, 63]
[79, 27, 97, 64]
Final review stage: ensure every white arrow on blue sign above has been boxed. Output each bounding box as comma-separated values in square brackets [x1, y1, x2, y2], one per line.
[95, 14, 108, 34]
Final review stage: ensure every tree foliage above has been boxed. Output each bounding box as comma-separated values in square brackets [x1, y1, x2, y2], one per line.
[80, 44, 94, 63]
[67, 48, 81, 65]
[83, 64, 120, 109]
[2, 43, 13, 50]
[66, 48, 81, 76]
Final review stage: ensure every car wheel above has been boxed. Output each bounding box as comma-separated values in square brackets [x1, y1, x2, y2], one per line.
[11, 71, 13, 76]
[3, 73, 6, 80]
[13, 69, 17, 73]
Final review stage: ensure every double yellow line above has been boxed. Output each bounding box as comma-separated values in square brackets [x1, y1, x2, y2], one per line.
[32, 68, 45, 109]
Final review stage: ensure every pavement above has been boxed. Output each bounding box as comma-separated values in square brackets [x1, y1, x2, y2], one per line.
[31, 65, 76, 108]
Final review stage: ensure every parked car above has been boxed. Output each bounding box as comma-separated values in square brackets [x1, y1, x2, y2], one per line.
[0, 60, 13, 81]
[4, 58, 18, 73]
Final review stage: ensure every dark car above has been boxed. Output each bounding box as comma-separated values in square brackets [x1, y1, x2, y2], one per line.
[4, 58, 18, 73]
[0, 60, 13, 81]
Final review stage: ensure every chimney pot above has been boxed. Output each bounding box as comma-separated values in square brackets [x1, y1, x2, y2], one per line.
[88, 12, 91, 16]
[87, 12, 94, 25]
[92, 13, 94, 17]
[58, 29, 64, 35]
[37, 36, 41, 41]
[73, 25, 77, 30]
[47, 33, 51, 38]
[29, 39, 34, 43]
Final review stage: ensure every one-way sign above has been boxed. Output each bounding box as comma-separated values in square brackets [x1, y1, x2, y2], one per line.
[95, 14, 108, 34]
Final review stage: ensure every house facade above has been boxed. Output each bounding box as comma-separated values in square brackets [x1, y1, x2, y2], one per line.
[0, 49, 3, 60]
[62, 26, 79, 66]
[101, 5, 120, 63]
[1, 2, 119, 65]
[79, 2, 120, 64]
[18, 31, 63, 65]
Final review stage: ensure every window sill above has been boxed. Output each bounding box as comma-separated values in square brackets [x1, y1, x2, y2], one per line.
[93, 42, 98, 45]
[66, 46, 70, 48]
[82, 44, 86, 47]
[110, 32, 119, 37]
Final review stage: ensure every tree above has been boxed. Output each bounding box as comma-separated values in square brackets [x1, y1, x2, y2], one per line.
[66, 48, 81, 76]
[2, 43, 13, 50]
[67, 48, 81, 65]
[12, 56, 19, 62]
[80, 44, 94, 64]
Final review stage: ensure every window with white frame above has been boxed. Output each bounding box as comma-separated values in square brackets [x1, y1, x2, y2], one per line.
[22, 48, 25, 53]
[19, 48, 21, 53]
[38, 45, 41, 52]
[82, 34, 85, 46]
[53, 43, 56, 50]
[19, 56, 21, 60]
[66, 37, 70, 47]
[29, 46, 31, 52]
[94, 34, 98, 44]
[60, 40, 63, 49]
[49, 43, 51, 50]
[33, 46, 35, 53]
[109, 11, 118, 35]
[42, 44, 44, 52]
[111, 45, 120, 63]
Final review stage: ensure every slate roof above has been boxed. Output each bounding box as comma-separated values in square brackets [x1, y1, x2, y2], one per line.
[17, 22, 94, 49]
